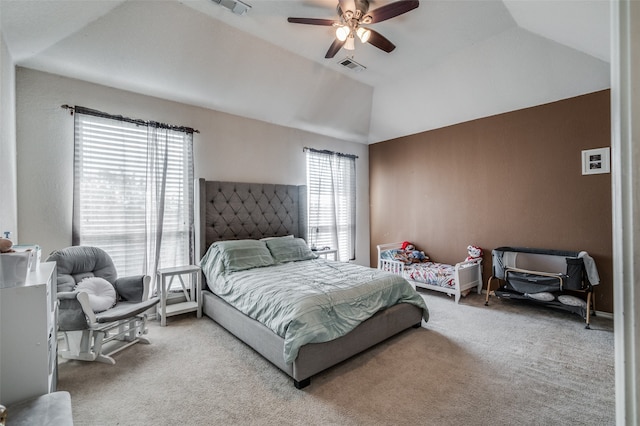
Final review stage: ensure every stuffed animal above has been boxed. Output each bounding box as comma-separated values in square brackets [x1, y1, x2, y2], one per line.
[401, 241, 413, 250]
[408, 250, 427, 262]
[401, 241, 428, 262]
[0, 238, 14, 253]
[466, 245, 483, 261]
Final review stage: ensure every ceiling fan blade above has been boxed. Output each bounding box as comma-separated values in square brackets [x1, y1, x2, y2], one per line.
[366, 29, 396, 53]
[367, 0, 419, 24]
[325, 38, 346, 58]
[287, 17, 337, 26]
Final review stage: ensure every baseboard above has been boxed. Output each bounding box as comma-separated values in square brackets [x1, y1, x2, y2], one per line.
[594, 310, 613, 320]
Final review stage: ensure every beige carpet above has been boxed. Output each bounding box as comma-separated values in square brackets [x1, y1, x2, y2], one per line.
[57, 291, 615, 425]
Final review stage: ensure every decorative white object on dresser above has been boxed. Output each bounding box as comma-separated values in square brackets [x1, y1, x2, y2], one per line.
[0, 262, 57, 405]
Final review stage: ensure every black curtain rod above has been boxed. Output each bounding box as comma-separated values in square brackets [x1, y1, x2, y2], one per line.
[61, 104, 200, 134]
[303, 146, 358, 160]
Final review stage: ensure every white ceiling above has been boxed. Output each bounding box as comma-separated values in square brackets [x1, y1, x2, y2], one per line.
[0, 0, 610, 144]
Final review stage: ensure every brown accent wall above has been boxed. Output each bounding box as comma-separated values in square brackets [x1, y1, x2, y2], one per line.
[369, 90, 613, 313]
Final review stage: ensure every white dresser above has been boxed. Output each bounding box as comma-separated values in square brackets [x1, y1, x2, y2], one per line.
[0, 262, 57, 405]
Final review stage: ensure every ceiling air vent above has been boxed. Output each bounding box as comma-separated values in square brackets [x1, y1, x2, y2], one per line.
[210, 0, 251, 15]
[338, 57, 366, 72]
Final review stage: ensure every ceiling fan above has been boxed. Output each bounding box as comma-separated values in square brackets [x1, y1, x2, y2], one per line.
[287, 0, 420, 59]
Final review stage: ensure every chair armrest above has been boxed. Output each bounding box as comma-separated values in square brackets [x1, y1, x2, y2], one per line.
[57, 291, 90, 331]
[115, 275, 151, 302]
[75, 291, 97, 325]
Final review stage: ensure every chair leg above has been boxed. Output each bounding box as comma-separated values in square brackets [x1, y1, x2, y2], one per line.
[59, 316, 151, 364]
[117, 321, 137, 343]
[59, 330, 115, 364]
[59, 330, 90, 359]
[112, 315, 149, 342]
[136, 315, 151, 344]
[91, 330, 116, 364]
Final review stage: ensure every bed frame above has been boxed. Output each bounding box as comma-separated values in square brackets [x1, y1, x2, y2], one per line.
[377, 242, 483, 303]
[196, 179, 423, 389]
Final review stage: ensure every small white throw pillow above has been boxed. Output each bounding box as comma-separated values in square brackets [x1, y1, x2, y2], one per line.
[75, 277, 117, 312]
[525, 292, 555, 302]
[557, 294, 587, 308]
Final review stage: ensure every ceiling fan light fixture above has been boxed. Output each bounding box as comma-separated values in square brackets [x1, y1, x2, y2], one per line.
[356, 27, 371, 43]
[336, 26, 350, 42]
[288, 0, 419, 58]
[344, 36, 355, 50]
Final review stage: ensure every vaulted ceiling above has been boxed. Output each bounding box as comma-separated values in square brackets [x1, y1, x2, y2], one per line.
[0, 0, 610, 144]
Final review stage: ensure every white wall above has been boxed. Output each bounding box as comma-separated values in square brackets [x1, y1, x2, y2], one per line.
[15, 68, 371, 265]
[0, 32, 17, 241]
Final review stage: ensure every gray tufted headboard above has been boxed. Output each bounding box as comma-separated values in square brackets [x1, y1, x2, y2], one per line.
[196, 179, 308, 258]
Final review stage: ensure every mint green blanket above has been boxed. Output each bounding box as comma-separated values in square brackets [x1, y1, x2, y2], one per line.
[201, 249, 429, 364]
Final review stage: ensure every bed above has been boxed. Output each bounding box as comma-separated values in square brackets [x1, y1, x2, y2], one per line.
[377, 242, 483, 303]
[196, 179, 429, 389]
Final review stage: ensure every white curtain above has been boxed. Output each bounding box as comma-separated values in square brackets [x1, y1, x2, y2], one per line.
[306, 148, 356, 261]
[73, 109, 194, 288]
[144, 123, 195, 284]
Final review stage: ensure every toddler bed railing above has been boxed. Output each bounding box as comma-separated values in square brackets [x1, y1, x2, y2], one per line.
[377, 242, 483, 304]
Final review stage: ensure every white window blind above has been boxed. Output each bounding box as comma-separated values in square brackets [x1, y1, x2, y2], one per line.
[306, 149, 356, 261]
[73, 111, 194, 280]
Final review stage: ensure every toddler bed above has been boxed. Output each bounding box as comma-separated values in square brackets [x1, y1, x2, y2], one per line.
[377, 242, 483, 303]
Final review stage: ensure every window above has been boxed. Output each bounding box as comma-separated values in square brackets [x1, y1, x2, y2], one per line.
[73, 107, 194, 280]
[306, 148, 356, 261]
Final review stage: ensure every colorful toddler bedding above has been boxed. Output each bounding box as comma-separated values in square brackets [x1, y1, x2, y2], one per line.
[380, 248, 458, 288]
[201, 239, 429, 364]
[403, 262, 457, 288]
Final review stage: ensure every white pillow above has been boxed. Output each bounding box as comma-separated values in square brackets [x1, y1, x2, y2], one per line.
[265, 237, 317, 263]
[525, 292, 555, 302]
[260, 235, 294, 241]
[558, 294, 587, 307]
[75, 277, 117, 312]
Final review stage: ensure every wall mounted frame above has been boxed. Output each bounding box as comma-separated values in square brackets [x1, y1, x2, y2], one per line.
[582, 147, 610, 175]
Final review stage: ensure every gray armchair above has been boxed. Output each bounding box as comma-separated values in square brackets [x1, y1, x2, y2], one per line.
[47, 246, 159, 364]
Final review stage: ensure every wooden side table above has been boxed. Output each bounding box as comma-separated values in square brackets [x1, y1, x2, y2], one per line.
[157, 265, 202, 326]
[314, 248, 338, 260]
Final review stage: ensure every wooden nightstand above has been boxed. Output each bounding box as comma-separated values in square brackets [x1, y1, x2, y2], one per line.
[156, 265, 202, 326]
